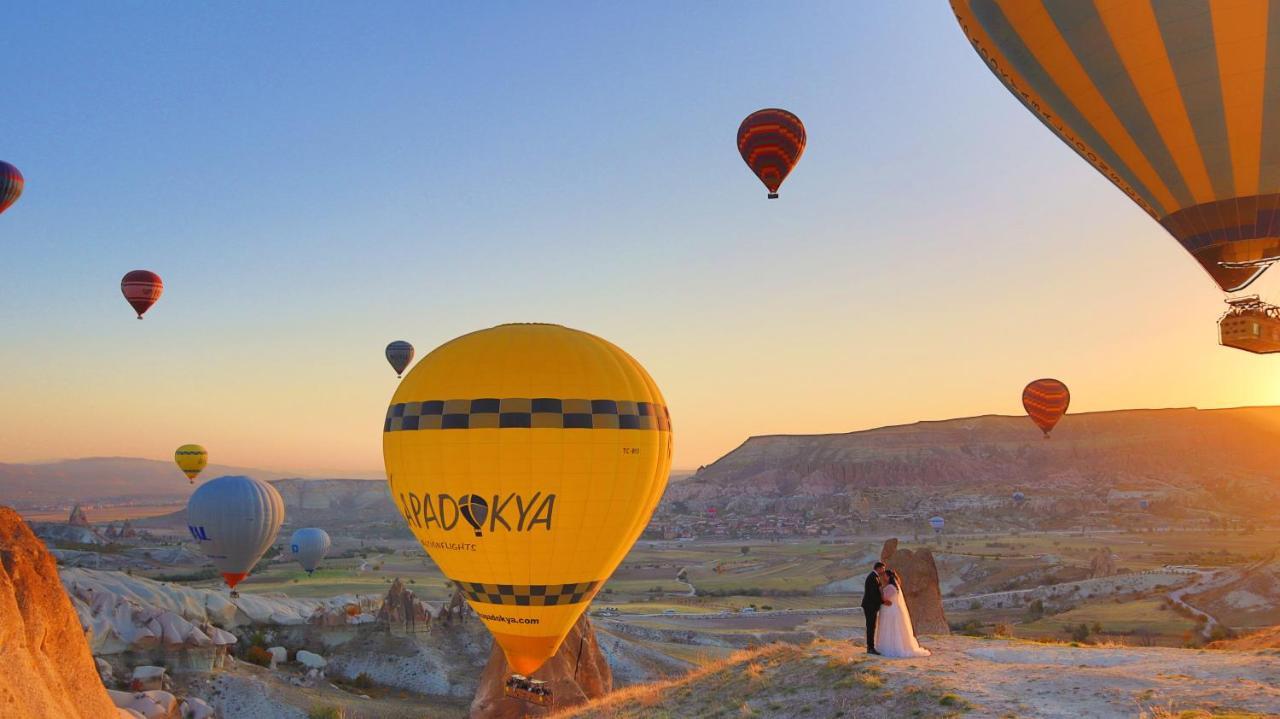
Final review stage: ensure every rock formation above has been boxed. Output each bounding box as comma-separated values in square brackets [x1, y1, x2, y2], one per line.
[880, 538, 950, 636]
[0, 505, 121, 718]
[376, 577, 432, 630]
[469, 614, 611, 718]
[69, 503, 91, 527]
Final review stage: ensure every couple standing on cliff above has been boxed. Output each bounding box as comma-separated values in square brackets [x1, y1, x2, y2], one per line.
[861, 561, 931, 658]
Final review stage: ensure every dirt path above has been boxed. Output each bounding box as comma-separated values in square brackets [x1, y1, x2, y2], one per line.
[840, 634, 1280, 718]
[1167, 569, 1224, 639]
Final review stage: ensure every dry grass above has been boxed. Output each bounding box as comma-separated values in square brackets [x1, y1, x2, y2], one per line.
[553, 640, 964, 719]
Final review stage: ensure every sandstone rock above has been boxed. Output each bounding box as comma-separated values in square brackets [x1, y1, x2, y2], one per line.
[108, 689, 178, 719]
[880, 539, 950, 636]
[469, 614, 610, 718]
[0, 506, 121, 719]
[267, 646, 287, 668]
[297, 650, 326, 670]
[130, 665, 167, 691]
[97, 657, 115, 685]
[180, 697, 215, 719]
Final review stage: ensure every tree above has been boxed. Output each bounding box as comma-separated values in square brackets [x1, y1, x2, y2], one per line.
[740, 546, 751, 556]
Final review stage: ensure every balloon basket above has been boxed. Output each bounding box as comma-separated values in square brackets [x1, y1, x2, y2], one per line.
[767, 192, 778, 199]
[504, 675, 552, 706]
[1219, 295, 1280, 353]
[229, 590, 239, 599]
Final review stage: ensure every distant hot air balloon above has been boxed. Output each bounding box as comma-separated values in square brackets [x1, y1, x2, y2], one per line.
[737, 109, 806, 199]
[289, 528, 331, 576]
[174, 444, 208, 484]
[385, 340, 414, 378]
[186, 475, 284, 596]
[0, 162, 23, 215]
[929, 516, 945, 534]
[1012, 491, 1026, 505]
[121, 270, 163, 319]
[384, 323, 672, 681]
[1139, 499, 1151, 511]
[952, 1, 1280, 293]
[1022, 379, 1070, 438]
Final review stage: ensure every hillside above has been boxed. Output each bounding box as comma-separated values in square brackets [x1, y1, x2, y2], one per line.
[666, 406, 1280, 521]
[556, 636, 1280, 718]
[0, 457, 300, 505]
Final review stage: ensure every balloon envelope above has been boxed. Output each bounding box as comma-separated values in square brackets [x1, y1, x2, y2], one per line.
[1022, 379, 1070, 437]
[175, 444, 208, 484]
[929, 516, 945, 530]
[737, 109, 806, 198]
[1013, 491, 1026, 504]
[121, 270, 163, 319]
[383, 323, 672, 675]
[953, 1, 1280, 291]
[186, 475, 284, 589]
[0, 162, 23, 215]
[386, 341, 414, 378]
[289, 528, 331, 575]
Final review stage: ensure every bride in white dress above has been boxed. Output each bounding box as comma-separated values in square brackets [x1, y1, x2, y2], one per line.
[874, 570, 932, 658]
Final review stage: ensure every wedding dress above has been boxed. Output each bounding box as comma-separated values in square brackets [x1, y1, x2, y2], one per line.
[874, 583, 931, 658]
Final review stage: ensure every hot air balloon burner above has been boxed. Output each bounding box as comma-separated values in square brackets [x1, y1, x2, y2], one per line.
[504, 674, 553, 706]
[1219, 296, 1280, 354]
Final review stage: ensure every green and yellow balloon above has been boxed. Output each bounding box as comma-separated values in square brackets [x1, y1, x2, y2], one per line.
[175, 444, 208, 484]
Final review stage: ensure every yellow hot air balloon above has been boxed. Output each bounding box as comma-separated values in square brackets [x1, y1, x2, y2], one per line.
[175, 444, 208, 484]
[952, 1, 1280, 293]
[383, 324, 672, 677]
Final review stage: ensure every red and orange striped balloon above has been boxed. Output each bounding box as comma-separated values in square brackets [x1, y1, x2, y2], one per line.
[1021, 379, 1070, 438]
[0, 161, 23, 215]
[121, 270, 164, 319]
[737, 108, 806, 199]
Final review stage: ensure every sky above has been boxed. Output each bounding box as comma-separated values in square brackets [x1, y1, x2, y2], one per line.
[2, 2, 1278, 477]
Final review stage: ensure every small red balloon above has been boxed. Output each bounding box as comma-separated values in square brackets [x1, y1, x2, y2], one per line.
[1022, 379, 1070, 438]
[121, 270, 164, 319]
[737, 109, 806, 199]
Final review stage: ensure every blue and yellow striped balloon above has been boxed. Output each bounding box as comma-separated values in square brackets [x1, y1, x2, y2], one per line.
[954, 0, 1280, 292]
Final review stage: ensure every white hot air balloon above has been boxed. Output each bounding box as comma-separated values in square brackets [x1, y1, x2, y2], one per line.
[186, 475, 285, 597]
[289, 528, 331, 576]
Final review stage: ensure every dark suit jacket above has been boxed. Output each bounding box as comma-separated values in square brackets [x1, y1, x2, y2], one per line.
[860, 571, 882, 610]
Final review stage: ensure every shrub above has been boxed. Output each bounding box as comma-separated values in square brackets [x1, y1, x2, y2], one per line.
[353, 672, 374, 690]
[248, 631, 268, 648]
[1068, 623, 1090, 643]
[994, 623, 1013, 637]
[308, 707, 346, 719]
[243, 645, 272, 668]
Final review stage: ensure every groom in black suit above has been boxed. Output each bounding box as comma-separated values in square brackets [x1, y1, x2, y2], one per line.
[861, 561, 889, 654]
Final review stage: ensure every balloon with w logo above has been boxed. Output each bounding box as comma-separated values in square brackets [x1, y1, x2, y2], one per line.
[737, 108, 806, 199]
[383, 323, 673, 676]
[186, 475, 284, 592]
[1022, 378, 1070, 438]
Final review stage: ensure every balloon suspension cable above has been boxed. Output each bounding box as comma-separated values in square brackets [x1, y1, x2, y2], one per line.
[1220, 294, 1280, 321]
[573, 625, 588, 682]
